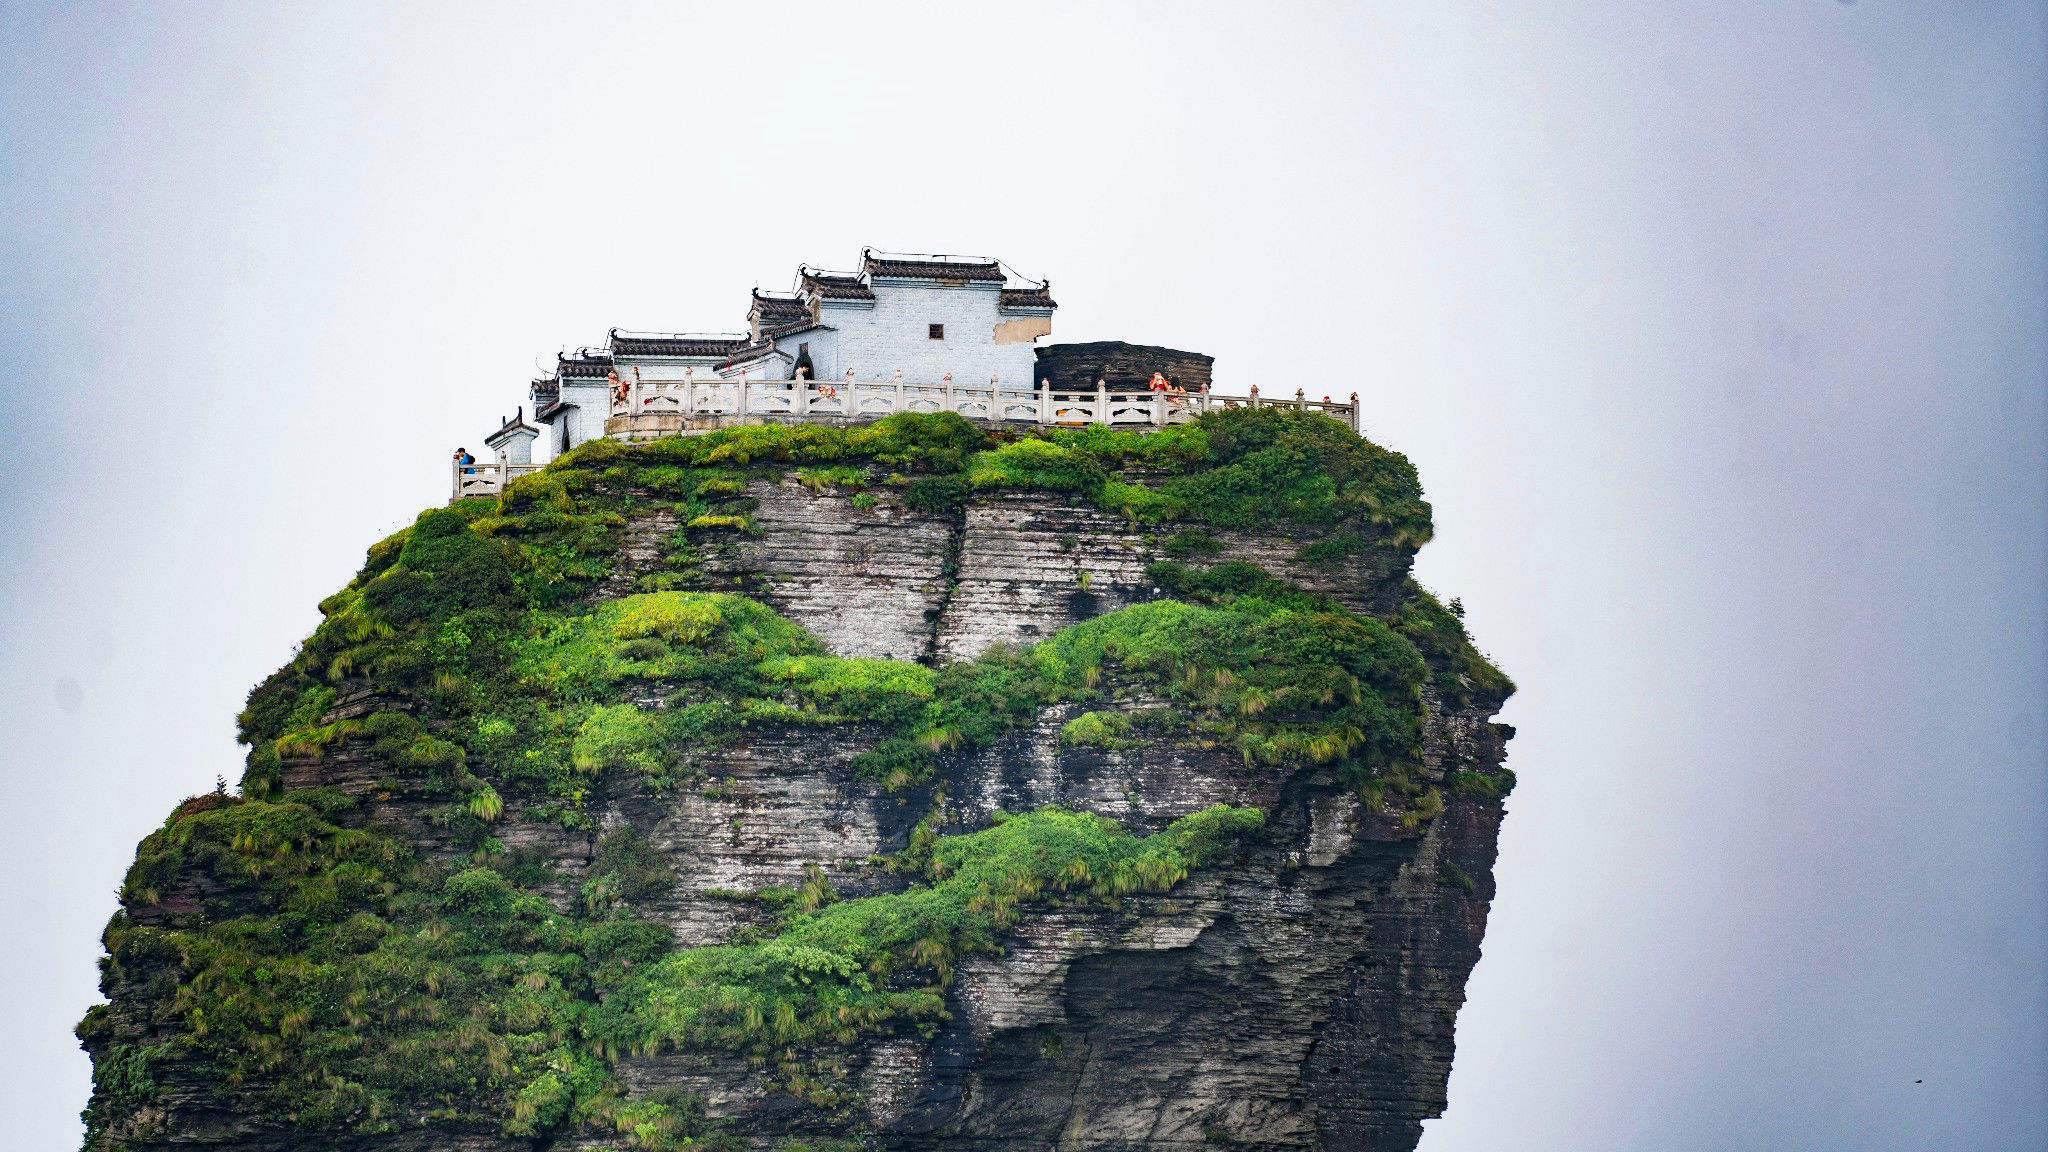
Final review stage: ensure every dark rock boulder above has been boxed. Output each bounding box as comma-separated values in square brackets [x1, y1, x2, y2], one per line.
[1035, 342, 1217, 392]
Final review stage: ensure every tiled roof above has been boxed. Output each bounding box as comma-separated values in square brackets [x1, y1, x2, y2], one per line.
[799, 270, 875, 302]
[862, 255, 1005, 282]
[999, 285, 1057, 310]
[610, 331, 749, 358]
[747, 291, 811, 340]
[722, 340, 788, 369]
[750, 291, 810, 323]
[557, 351, 613, 378]
[485, 412, 538, 447]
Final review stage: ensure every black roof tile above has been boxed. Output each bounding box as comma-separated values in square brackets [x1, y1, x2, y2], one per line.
[721, 339, 787, 369]
[999, 285, 1057, 310]
[557, 351, 613, 378]
[800, 270, 875, 301]
[610, 331, 749, 358]
[862, 255, 1005, 282]
[750, 290, 810, 321]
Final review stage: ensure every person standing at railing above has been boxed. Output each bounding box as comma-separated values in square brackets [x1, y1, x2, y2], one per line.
[1149, 371, 1188, 415]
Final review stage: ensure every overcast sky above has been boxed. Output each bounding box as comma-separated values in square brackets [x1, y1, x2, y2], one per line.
[2, 3, 2043, 1149]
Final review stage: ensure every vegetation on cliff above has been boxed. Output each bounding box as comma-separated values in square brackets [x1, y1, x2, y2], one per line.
[82, 409, 1509, 1150]
[88, 787, 1260, 1146]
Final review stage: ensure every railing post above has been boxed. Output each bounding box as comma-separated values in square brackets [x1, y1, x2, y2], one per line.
[1152, 388, 1164, 426]
[1095, 378, 1107, 425]
[739, 377, 751, 419]
[684, 367, 696, 415]
[1294, 388, 1305, 410]
[1350, 392, 1361, 435]
[1249, 384, 1260, 410]
[796, 369, 810, 417]
[1039, 378, 1051, 423]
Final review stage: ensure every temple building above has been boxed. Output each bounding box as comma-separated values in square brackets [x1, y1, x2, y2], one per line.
[529, 249, 1059, 455]
[448, 250, 1362, 501]
[455, 248, 1267, 505]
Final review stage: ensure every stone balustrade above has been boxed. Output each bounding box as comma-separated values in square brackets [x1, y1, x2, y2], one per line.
[455, 379, 1364, 501]
[601, 374, 1362, 442]
[451, 459, 542, 500]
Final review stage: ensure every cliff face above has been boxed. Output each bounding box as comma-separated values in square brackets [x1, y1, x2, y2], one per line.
[80, 411, 1514, 1152]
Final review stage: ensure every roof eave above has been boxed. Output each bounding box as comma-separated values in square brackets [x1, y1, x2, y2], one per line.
[867, 276, 1005, 289]
[485, 420, 539, 447]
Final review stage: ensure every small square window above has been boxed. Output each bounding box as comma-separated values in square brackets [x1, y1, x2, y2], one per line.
[928, 323, 945, 340]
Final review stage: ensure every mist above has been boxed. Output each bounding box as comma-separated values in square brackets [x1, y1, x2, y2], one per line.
[1, 3, 2042, 1148]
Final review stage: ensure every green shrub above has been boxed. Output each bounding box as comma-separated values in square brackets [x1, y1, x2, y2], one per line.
[1033, 596, 1426, 778]
[1060, 710, 1138, 750]
[572, 705, 664, 776]
[1451, 767, 1516, 799]
[444, 867, 516, 917]
[686, 513, 752, 532]
[1163, 408, 1431, 543]
[1161, 529, 1224, 557]
[582, 828, 676, 912]
[1296, 531, 1370, 566]
[903, 473, 971, 514]
[966, 438, 1106, 495]
[847, 410, 983, 472]
[1437, 859, 1477, 894]
[362, 710, 467, 777]
[694, 475, 749, 497]
[1102, 479, 1180, 521]
[1392, 581, 1515, 709]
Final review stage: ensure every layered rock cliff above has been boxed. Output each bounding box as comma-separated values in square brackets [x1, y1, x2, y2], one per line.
[79, 410, 1514, 1152]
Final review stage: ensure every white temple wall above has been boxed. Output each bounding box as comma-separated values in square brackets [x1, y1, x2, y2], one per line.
[823, 283, 1038, 385]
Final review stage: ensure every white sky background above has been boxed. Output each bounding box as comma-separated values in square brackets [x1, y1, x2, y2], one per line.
[2, 2, 2043, 1148]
